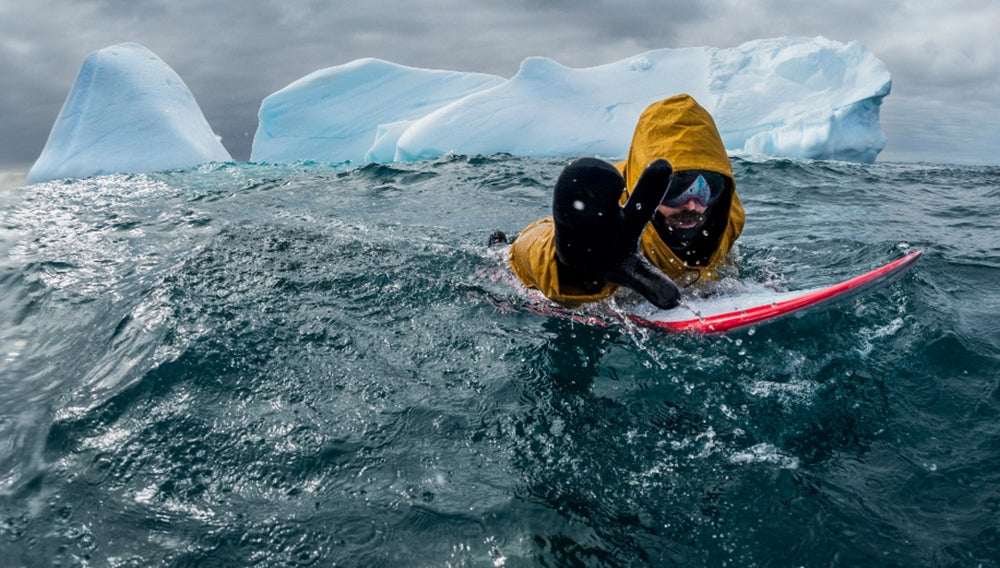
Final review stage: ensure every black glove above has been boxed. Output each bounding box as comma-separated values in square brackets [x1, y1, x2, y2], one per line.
[552, 157, 681, 309]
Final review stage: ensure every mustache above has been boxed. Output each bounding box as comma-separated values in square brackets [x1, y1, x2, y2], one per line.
[659, 209, 707, 228]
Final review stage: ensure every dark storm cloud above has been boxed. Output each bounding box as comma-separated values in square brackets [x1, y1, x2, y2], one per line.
[0, 0, 997, 167]
[0, 0, 705, 164]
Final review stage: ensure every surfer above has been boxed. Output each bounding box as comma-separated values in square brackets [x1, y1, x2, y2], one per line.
[507, 94, 745, 310]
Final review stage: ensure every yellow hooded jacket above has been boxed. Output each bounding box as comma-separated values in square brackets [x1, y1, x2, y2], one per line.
[509, 94, 744, 306]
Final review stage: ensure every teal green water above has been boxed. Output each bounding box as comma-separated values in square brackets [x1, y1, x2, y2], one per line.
[1, 156, 998, 566]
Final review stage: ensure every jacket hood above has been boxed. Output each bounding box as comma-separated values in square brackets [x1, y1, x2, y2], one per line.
[619, 94, 734, 192]
[617, 94, 744, 278]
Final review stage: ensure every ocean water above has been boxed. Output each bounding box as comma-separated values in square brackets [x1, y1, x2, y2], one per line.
[1, 155, 998, 566]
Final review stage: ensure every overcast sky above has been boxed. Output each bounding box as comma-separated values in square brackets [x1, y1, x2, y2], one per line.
[1, 0, 997, 168]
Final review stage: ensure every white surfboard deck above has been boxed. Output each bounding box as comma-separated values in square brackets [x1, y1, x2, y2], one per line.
[625, 250, 923, 333]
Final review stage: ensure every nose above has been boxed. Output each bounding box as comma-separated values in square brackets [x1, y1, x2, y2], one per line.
[681, 198, 699, 210]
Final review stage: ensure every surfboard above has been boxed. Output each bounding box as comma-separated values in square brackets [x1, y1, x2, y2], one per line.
[625, 250, 923, 334]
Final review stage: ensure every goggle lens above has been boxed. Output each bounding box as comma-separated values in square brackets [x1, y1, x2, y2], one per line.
[661, 171, 725, 208]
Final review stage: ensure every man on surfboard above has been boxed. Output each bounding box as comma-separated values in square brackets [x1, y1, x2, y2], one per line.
[508, 94, 745, 310]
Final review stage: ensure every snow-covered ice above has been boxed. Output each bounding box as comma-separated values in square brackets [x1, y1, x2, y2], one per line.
[251, 58, 505, 164]
[256, 36, 891, 165]
[28, 36, 892, 184]
[27, 43, 231, 184]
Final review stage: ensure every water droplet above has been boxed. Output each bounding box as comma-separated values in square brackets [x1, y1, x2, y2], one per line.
[573, 200, 585, 210]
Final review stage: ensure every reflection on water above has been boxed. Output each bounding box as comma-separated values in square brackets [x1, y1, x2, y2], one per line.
[1, 157, 998, 566]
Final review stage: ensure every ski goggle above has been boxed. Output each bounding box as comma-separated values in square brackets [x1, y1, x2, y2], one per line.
[660, 170, 727, 208]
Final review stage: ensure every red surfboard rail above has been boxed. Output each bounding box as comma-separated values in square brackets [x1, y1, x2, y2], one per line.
[629, 250, 923, 334]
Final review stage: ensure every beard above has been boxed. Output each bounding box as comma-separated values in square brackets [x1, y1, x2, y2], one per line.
[653, 207, 710, 252]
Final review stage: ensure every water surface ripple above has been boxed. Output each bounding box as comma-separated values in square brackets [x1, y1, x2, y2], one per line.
[1, 156, 998, 566]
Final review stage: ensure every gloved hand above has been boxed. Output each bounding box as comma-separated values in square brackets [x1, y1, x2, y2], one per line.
[552, 157, 681, 309]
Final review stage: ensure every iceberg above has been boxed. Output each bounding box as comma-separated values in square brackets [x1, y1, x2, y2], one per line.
[250, 59, 506, 164]
[27, 36, 892, 185]
[710, 38, 891, 162]
[255, 36, 891, 164]
[26, 43, 231, 185]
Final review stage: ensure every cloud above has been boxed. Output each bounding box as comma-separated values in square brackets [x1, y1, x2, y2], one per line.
[0, 0, 997, 166]
[881, 95, 1000, 164]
